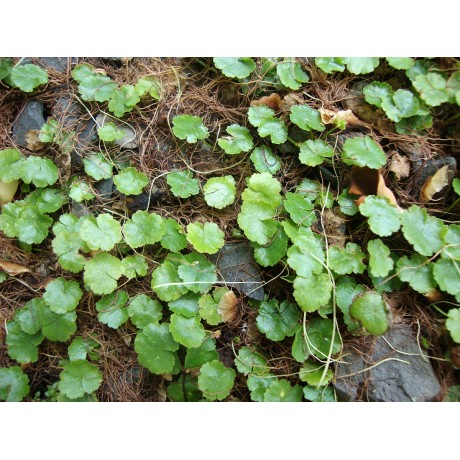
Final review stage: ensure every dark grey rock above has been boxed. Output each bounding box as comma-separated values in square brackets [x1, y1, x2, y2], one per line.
[334, 324, 442, 402]
[21, 57, 76, 73]
[416, 156, 457, 190]
[72, 119, 98, 168]
[94, 178, 115, 200]
[52, 95, 83, 128]
[70, 201, 90, 217]
[209, 242, 265, 300]
[125, 190, 166, 211]
[12, 100, 45, 147]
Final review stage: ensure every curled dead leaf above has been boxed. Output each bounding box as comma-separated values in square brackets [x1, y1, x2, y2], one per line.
[25, 130, 44, 151]
[251, 93, 282, 111]
[217, 290, 239, 322]
[424, 289, 443, 302]
[0, 180, 19, 207]
[319, 108, 361, 127]
[0, 260, 30, 275]
[420, 165, 453, 202]
[389, 152, 410, 180]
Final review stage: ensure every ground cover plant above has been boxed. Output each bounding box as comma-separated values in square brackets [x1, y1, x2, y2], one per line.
[0, 57, 459, 402]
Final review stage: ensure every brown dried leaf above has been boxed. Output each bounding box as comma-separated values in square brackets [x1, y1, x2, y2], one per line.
[280, 92, 304, 112]
[0, 180, 19, 207]
[389, 153, 411, 180]
[420, 165, 452, 202]
[319, 108, 361, 127]
[217, 290, 239, 323]
[0, 260, 30, 275]
[251, 93, 282, 111]
[25, 130, 44, 151]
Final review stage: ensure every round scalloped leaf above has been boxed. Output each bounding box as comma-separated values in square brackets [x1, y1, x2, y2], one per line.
[14, 298, 45, 334]
[314, 57, 346, 74]
[113, 167, 148, 196]
[127, 294, 162, 329]
[291, 328, 309, 363]
[446, 309, 460, 343]
[170, 313, 206, 348]
[95, 290, 129, 329]
[256, 299, 300, 341]
[238, 202, 279, 246]
[338, 188, 359, 216]
[329, 242, 366, 275]
[38, 307, 77, 343]
[58, 360, 103, 399]
[363, 81, 393, 108]
[380, 89, 420, 122]
[198, 360, 236, 401]
[166, 170, 200, 199]
[108, 84, 140, 117]
[6, 321, 44, 364]
[39, 118, 59, 143]
[186, 222, 225, 254]
[433, 258, 460, 296]
[299, 139, 333, 166]
[248, 105, 275, 127]
[0, 148, 23, 182]
[198, 290, 223, 325]
[151, 260, 188, 302]
[213, 57, 255, 79]
[7, 64, 48, 92]
[123, 210, 165, 248]
[177, 252, 217, 293]
[83, 152, 113, 180]
[83, 253, 123, 295]
[263, 379, 303, 402]
[76, 74, 117, 102]
[135, 76, 162, 100]
[242, 172, 282, 206]
[167, 375, 202, 402]
[161, 218, 188, 252]
[0, 58, 13, 80]
[234, 346, 269, 376]
[20, 156, 59, 187]
[0, 367, 30, 402]
[247, 374, 275, 402]
[386, 57, 415, 70]
[43, 278, 83, 314]
[169, 292, 200, 317]
[350, 292, 390, 336]
[121, 254, 148, 279]
[303, 385, 336, 402]
[79, 214, 122, 251]
[203, 175, 236, 209]
[71, 63, 94, 82]
[286, 231, 324, 277]
[299, 360, 334, 387]
[33, 188, 67, 214]
[172, 115, 209, 143]
[97, 122, 126, 142]
[69, 181, 95, 202]
[341, 136, 387, 169]
[184, 337, 218, 369]
[359, 196, 401, 237]
[413, 73, 449, 107]
[68, 336, 100, 362]
[257, 117, 288, 145]
[344, 57, 380, 75]
[250, 146, 281, 174]
[395, 114, 433, 134]
[336, 276, 364, 331]
[134, 323, 179, 374]
[396, 254, 436, 294]
[441, 224, 460, 260]
[276, 60, 309, 90]
[252, 225, 289, 267]
[400, 205, 446, 256]
[293, 273, 333, 312]
[367, 239, 394, 278]
[290, 105, 325, 132]
[283, 192, 316, 226]
[304, 318, 342, 360]
[218, 124, 253, 154]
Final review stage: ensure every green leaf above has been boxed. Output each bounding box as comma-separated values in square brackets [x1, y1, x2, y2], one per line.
[293, 273, 333, 312]
[286, 230, 325, 277]
[0, 367, 30, 401]
[299, 360, 334, 386]
[247, 106, 287, 145]
[97, 122, 126, 142]
[350, 292, 390, 335]
[79, 214, 122, 251]
[151, 258, 188, 302]
[395, 114, 433, 134]
[367, 239, 394, 277]
[184, 337, 218, 369]
[121, 254, 148, 279]
[0, 271, 7, 283]
[6, 321, 44, 364]
[238, 203, 279, 246]
[127, 294, 162, 329]
[234, 346, 269, 376]
[43, 278, 83, 314]
[20, 156, 59, 187]
[68, 336, 99, 362]
[58, 360, 102, 399]
[446, 309, 460, 343]
[363, 81, 394, 108]
[329, 242, 366, 275]
[198, 289, 224, 325]
[386, 57, 415, 70]
[335, 276, 364, 331]
[84, 253, 123, 295]
[108, 84, 140, 117]
[433, 258, 460, 296]
[441, 224, 460, 260]
[213, 57, 255, 79]
[444, 385, 460, 402]
[69, 180, 95, 202]
[341, 136, 387, 169]
[337, 188, 359, 216]
[277, 60, 310, 90]
[167, 375, 202, 402]
[33, 188, 67, 214]
[169, 313, 206, 348]
[218, 124, 253, 154]
[256, 299, 300, 341]
[247, 374, 275, 401]
[314, 57, 346, 74]
[344, 57, 380, 75]
[14, 298, 45, 334]
[298, 139, 333, 166]
[263, 379, 303, 402]
[250, 146, 281, 174]
[161, 218, 188, 252]
[71, 63, 96, 82]
[75, 73, 117, 102]
[0, 58, 13, 80]
[166, 170, 200, 198]
[83, 152, 113, 180]
[453, 178, 460, 196]
[198, 360, 236, 401]
[0, 148, 23, 182]
[304, 318, 341, 360]
[113, 167, 148, 196]
[248, 105, 276, 127]
[380, 89, 420, 122]
[290, 105, 325, 132]
[413, 73, 449, 107]
[186, 222, 225, 254]
[396, 254, 436, 294]
[203, 176, 236, 209]
[177, 252, 217, 293]
[252, 226, 289, 267]
[95, 290, 129, 329]
[241, 172, 282, 206]
[303, 384, 336, 402]
[359, 196, 401, 237]
[122, 210, 165, 248]
[39, 118, 60, 143]
[172, 115, 209, 143]
[135, 323, 179, 374]
[135, 76, 162, 100]
[400, 205, 446, 256]
[291, 328, 309, 363]
[7, 64, 48, 92]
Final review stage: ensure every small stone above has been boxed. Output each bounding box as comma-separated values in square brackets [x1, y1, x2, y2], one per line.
[334, 324, 442, 402]
[20, 57, 75, 73]
[12, 100, 46, 147]
[94, 178, 115, 200]
[52, 95, 83, 128]
[125, 190, 166, 211]
[70, 201, 90, 217]
[72, 119, 98, 169]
